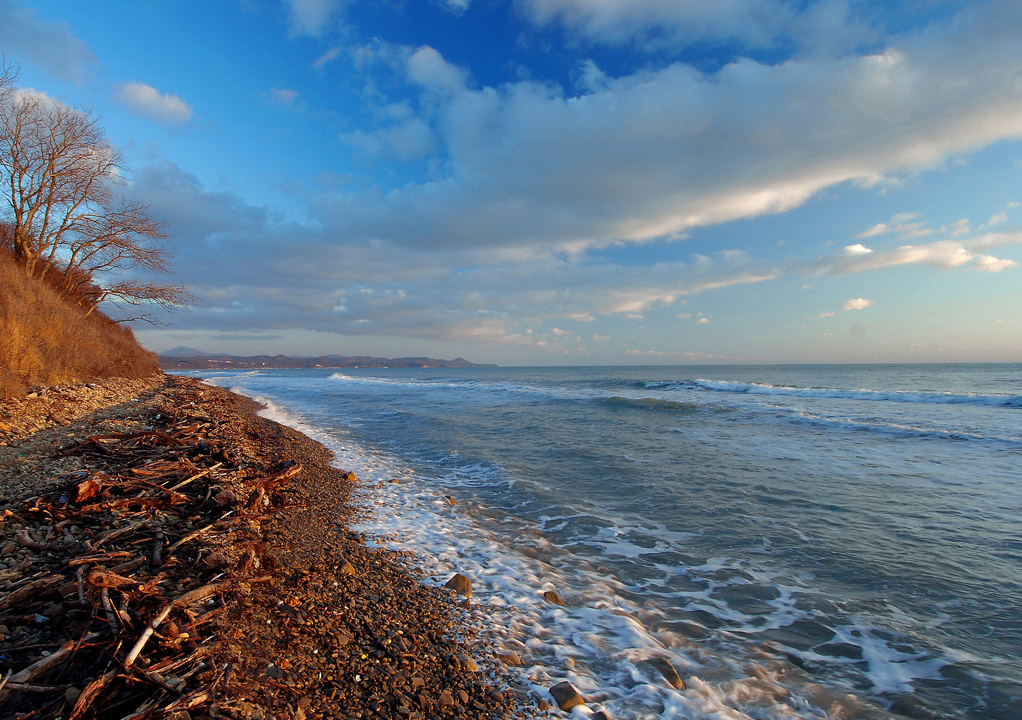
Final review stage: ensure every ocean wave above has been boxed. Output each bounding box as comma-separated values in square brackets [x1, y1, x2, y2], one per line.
[787, 411, 1022, 445]
[603, 396, 700, 413]
[646, 378, 1022, 408]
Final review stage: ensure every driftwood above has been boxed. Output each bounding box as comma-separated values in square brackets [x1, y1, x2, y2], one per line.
[0, 397, 283, 719]
[124, 582, 227, 668]
[0, 573, 63, 611]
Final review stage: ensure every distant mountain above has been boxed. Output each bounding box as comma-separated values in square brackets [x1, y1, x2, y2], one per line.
[158, 352, 495, 370]
[161, 346, 214, 357]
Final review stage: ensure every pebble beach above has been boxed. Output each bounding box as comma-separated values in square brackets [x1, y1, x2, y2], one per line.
[0, 375, 545, 719]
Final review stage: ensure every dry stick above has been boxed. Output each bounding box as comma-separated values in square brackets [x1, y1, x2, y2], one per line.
[0, 632, 100, 695]
[68, 551, 133, 566]
[147, 645, 212, 675]
[164, 521, 218, 555]
[0, 669, 10, 693]
[100, 587, 120, 635]
[124, 582, 227, 668]
[0, 573, 63, 612]
[94, 521, 148, 547]
[167, 462, 221, 493]
[153, 530, 165, 567]
[69, 670, 117, 720]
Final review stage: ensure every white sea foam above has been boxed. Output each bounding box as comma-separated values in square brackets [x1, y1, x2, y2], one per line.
[688, 379, 1022, 408]
[197, 373, 991, 719]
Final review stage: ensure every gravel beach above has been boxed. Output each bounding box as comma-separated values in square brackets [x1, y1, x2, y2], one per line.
[0, 374, 539, 719]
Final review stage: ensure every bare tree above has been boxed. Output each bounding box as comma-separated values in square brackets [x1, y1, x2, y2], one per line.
[0, 61, 189, 321]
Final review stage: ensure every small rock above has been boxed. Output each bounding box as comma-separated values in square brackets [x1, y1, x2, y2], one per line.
[389, 478, 401, 484]
[456, 653, 478, 672]
[204, 551, 230, 569]
[443, 495, 457, 505]
[496, 650, 523, 666]
[439, 691, 454, 707]
[591, 711, 613, 720]
[542, 589, 566, 606]
[650, 657, 685, 690]
[457, 690, 469, 704]
[341, 471, 358, 483]
[64, 686, 82, 705]
[444, 573, 472, 598]
[549, 681, 585, 711]
[214, 488, 240, 506]
[1, 541, 18, 556]
[337, 557, 356, 575]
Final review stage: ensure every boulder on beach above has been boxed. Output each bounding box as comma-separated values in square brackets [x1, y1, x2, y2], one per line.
[549, 681, 585, 711]
[542, 589, 566, 606]
[650, 657, 686, 690]
[495, 650, 523, 666]
[444, 572, 472, 598]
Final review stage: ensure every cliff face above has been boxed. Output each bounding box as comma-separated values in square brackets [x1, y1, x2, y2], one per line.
[0, 250, 160, 397]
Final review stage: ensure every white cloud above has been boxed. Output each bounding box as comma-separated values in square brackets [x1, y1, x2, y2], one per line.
[857, 223, 889, 238]
[313, 47, 342, 69]
[520, 0, 795, 50]
[113, 82, 192, 124]
[816, 311, 836, 318]
[286, 0, 343, 36]
[950, 219, 972, 237]
[831, 236, 1020, 274]
[842, 298, 873, 311]
[697, 317, 711, 324]
[844, 243, 874, 255]
[314, 3, 1022, 256]
[407, 46, 466, 94]
[269, 87, 301, 106]
[341, 118, 436, 161]
[0, 0, 96, 82]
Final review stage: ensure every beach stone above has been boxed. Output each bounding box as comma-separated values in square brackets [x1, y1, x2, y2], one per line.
[340, 471, 358, 483]
[550, 681, 585, 710]
[542, 589, 566, 606]
[0, 541, 16, 556]
[456, 653, 478, 672]
[496, 650, 523, 666]
[439, 690, 454, 707]
[444, 572, 472, 598]
[591, 712, 613, 720]
[337, 557, 356, 575]
[443, 495, 457, 505]
[650, 657, 685, 690]
[64, 686, 82, 705]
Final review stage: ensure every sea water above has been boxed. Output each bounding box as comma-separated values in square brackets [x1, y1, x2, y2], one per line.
[188, 364, 1022, 719]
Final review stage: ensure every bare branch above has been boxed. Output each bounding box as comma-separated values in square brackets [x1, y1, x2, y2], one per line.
[0, 69, 188, 319]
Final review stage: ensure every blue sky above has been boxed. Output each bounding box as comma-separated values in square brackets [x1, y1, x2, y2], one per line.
[2, 0, 1021, 364]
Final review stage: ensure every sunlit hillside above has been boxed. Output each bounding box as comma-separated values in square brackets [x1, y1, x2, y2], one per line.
[0, 249, 160, 397]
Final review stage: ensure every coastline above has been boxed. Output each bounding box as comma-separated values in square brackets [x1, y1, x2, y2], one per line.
[0, 374, 532, 719]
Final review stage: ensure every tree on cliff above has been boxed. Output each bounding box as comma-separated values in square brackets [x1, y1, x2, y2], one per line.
[0, 60, 189, 323]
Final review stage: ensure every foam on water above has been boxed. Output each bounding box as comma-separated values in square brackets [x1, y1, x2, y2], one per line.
[188, 366, 1022, 720]
[212, 379, 904, 719]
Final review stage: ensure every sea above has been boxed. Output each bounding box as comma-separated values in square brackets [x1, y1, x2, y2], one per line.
[184, 364, 1022, 720]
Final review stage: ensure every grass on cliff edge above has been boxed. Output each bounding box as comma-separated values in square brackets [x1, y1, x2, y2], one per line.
[0, 250, 160, 397]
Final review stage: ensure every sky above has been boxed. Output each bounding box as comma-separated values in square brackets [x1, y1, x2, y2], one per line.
[2, 0, 1021, 365]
